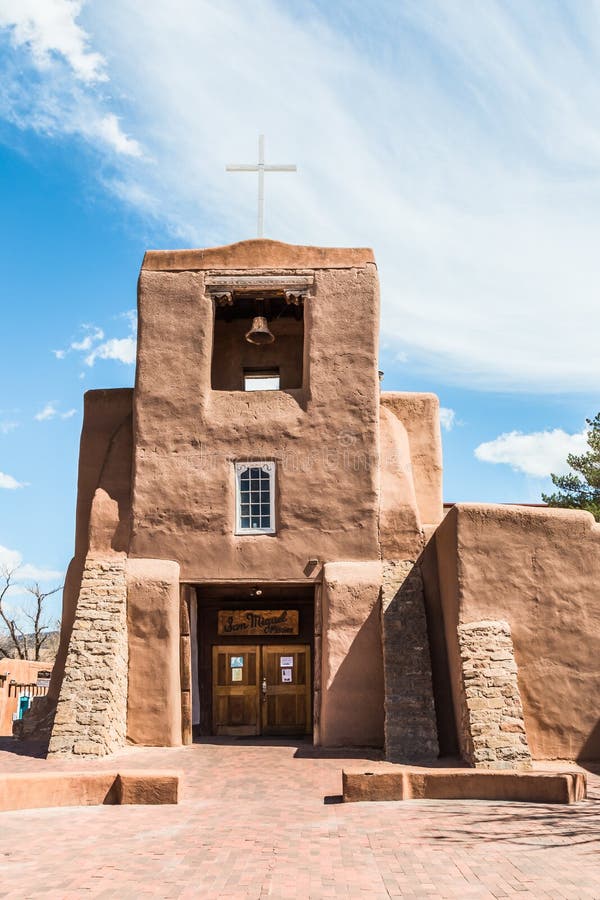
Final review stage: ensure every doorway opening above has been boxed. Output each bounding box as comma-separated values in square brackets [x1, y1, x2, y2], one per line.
[195, 584, 315, 738]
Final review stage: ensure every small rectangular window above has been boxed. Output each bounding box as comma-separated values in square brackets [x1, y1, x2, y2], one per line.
[235, 462, 275, 534]
[243, 369, 280, 391]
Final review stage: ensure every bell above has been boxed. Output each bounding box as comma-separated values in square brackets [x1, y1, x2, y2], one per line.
[245, 316, 275, 345]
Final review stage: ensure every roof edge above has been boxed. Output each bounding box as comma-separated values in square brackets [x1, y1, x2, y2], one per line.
[141, 239, 375, 272]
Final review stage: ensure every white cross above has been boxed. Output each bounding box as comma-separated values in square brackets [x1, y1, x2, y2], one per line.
[226, 135, 297, 238]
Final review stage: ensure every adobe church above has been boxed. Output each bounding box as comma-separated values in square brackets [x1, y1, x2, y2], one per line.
[24, 239, 600, 767]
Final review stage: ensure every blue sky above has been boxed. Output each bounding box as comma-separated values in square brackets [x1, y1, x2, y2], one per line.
[0, 0, 599, 621]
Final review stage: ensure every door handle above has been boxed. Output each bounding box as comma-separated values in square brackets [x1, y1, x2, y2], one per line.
[261, 676, 267, 701]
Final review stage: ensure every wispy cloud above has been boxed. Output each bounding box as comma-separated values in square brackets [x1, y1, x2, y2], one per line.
[84, 336, 136, 366]
[70, 326, 104, 352]
[439, 408, 456, 432]
[474, 427, 588, 478]
[0, 471, 25, 489]
[34, 403, 77, 421]
[0, 544, 63, 596]
[0, 421, 18, 434]
[34, 402, 57, 421]
[0, 0, 106, 82]
[1, 2, 600, 390]
[0, 0, 141, 156]
[54, 315, 136, 367]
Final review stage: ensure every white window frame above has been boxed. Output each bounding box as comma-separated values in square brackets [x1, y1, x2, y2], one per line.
[235, 461, 276, 535]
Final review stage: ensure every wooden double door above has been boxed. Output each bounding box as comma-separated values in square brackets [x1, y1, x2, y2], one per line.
[212, 644, 311, 736]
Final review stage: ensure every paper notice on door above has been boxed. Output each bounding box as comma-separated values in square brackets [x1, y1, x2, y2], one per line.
[280, 656, 293, 667]
[281, 668, 293, 683]
[230, 656, 244, 667]
[231, 667, 243, 682]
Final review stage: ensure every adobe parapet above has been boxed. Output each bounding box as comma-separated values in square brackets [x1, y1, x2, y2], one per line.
[141, 238, 376, 272]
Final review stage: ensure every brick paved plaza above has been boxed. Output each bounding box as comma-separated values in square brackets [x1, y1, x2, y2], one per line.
[0, 739, 599, 898]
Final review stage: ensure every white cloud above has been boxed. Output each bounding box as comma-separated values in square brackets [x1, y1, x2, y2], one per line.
[0, 545, 62, 579]
[0, 421, 18, 434]
[0, 545, 21, 570]
[52, 349, 66, 359]
[84, 112, 141, 157]
[85, 336, 136, 366]
[0, 0, 140, 157]
[0, 471, 25, 489]
[70, 336, 92, 351]
[439, 408, 456, 431]
[0, 0, 106, 82]
[474, 427, 589, 478]
[54, 319, 136, 368]
[34, 402, 77, 421]
[2, 2, 600, 390]
[34, 402, 57, 421]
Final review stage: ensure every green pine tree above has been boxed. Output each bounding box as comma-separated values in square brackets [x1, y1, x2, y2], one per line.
[542, 413, 600, 521]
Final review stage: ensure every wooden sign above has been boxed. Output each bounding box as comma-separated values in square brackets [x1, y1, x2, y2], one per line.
[218, 609, 299, 636]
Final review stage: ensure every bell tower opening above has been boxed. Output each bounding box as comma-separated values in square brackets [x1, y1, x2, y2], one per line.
[211, 291, 304, 391]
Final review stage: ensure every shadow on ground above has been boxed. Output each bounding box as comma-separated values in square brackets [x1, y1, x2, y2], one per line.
[0, 737, 47, 759]
[193, 734, 384, 761]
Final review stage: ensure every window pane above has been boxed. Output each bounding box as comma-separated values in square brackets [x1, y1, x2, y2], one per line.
[244, 375, 280, 391]
[236, 462, 274, 532]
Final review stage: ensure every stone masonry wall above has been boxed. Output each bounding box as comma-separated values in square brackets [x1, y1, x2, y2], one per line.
[457, 620, 531, 769]
[48, 554, 128, 757]
[381, 560, 439, 762]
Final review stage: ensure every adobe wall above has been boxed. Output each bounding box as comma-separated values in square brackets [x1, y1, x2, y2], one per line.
[378, 406, 423, 560]
[380, 392, 443, 533]
[320, 562, 384, 747]
[126, 558, 181, 747]
[130, 240, 381, 583]
[0, 660, 48, 736]
[436, 504, 600, 761]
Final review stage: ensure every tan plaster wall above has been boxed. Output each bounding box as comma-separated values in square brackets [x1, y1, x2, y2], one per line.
[51, 390, 132, 703]
[0, 660, 48, 736]
[126, 558, 182, 747]
[130, 248, 381, 583]
[436, 504, 600, 761]
[378, 407, 423, 559]
[320, 561, 384, 747]
[380, 393, 443, 530]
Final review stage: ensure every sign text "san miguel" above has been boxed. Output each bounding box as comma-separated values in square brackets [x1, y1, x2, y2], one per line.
[218, 610, 299, 636]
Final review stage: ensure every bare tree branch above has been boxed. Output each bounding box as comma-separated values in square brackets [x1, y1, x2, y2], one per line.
[0, 568, 62, 660]
[24, 582, 63, 660]
[0, 565, 25, 659]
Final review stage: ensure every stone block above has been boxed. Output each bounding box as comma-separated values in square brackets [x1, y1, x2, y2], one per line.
[48, 553, 128, 758]
[457, 619, 531, 770]
[381, 560, 439, 763]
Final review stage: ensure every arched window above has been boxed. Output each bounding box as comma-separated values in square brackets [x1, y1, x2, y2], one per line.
[235, 462, 276, 534]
